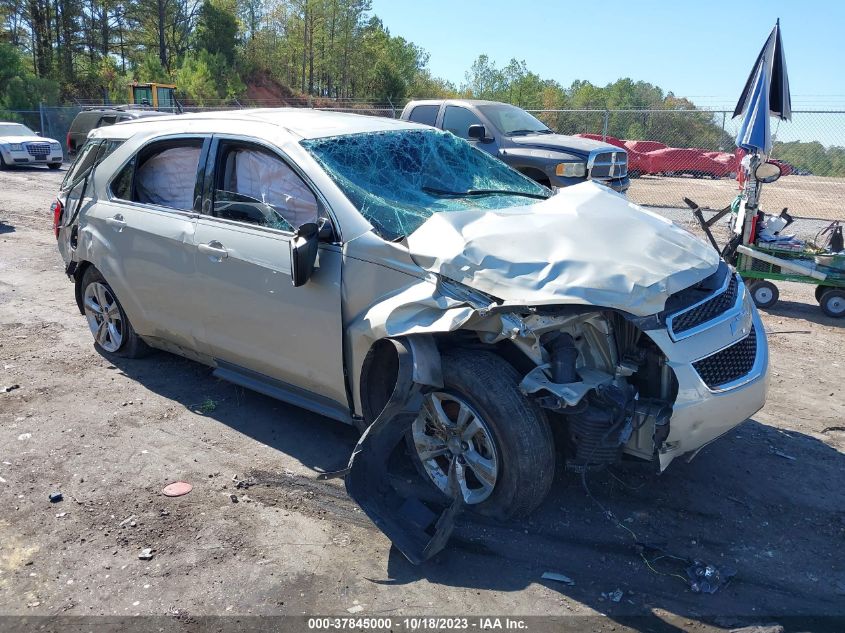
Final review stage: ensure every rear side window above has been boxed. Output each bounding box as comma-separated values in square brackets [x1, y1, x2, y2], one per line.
[61, 139, 123, 191]
[96, 115, 117, 128]
[408, 105, 439, 126]
[111, 138, 203, 211]
[62, 141, 100, 190]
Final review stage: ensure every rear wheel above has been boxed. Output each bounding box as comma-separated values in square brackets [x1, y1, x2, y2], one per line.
[820, 289, 845, 318]
[81, 267, 149, 358]
[815, 284, 830, 303]
[749, 280, 779, 309]
[408, 350, 554, 519]
[0, 154, 7, 169]
[48, 163, 61, 170]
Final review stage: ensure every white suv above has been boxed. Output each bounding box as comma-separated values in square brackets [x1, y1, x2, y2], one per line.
[55, 108, 768, 522]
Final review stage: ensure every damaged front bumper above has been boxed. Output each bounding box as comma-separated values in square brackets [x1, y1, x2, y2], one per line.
[646, 291, 768, 469]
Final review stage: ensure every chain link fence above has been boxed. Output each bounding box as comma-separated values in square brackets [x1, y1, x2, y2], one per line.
[528, 108, 845, 221]
[4, 103, 843, 221]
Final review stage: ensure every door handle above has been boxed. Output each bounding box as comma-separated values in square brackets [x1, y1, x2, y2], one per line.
[198, 241, 228, 260]
[105, 214, 126, 231]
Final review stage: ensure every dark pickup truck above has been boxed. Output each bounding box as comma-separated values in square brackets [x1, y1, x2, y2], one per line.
[400, 99, 629, 193]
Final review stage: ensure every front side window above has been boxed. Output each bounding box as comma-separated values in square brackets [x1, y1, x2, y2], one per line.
[441, 106, 483, 139]
[302, 129, 550, 241]
[211, 143, 318, 232]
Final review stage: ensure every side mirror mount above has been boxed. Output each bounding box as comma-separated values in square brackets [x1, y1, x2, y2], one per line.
[755, 161, 782, 184]
[290, 222, 320, 287]
[467, 124, 487, 141]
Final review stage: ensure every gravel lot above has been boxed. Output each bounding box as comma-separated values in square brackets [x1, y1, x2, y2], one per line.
[628, 174, 845, 222]
[1, 166, 844, 632]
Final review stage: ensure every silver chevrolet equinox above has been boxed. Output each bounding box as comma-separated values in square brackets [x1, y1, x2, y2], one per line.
[54, 109, 768, 519]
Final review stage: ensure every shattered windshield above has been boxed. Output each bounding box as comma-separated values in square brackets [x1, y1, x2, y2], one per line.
[302, 129, 550, 240]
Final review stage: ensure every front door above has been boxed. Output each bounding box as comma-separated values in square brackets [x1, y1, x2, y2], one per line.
[192, 137, 347, 409]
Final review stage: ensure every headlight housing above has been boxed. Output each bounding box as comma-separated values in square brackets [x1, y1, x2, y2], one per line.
[9, 143, 23, 151]
[555, 161, 587, 178]
[50, 142, 61, 150]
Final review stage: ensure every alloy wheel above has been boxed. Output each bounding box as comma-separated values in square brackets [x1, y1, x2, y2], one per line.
[411, 391, 499, 505]
[83, 281, 124, 352]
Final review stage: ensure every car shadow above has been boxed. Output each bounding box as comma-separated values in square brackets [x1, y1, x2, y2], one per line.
[102, 348, 845, 630]
[0, 220, 15, 234]
[761, 299, 844, 327]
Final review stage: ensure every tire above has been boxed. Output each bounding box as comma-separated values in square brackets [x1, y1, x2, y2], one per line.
[80, 267, 150, 358]
[48, 163, 61, 170]
[749, 280, 779, 309]
[407, 349, 554, 520]
[0, 154, 7, 170]
[820, 289, 845, 318]
[815, 285, 829, 303]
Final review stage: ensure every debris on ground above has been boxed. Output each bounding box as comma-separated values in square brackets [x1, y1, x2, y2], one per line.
[346, 604, 364, 614]
[603, 588, 624, 602]
[2, 384, 20, 393]
[162, 481, 193, 497]
[541, 571, 575, 585]
[229, 494, 238, 503]
[138, 548, 154, 560]
[687, 560, 736, 593]
[17, 433, 31, 441]
[55, 512, 67, 518]
[48, 492, 63, 503]
[772, 449, 797, 461]
[119, 515, 137, 527]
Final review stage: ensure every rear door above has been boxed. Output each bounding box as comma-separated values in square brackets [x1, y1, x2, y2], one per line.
[192, 136, 347, 408]
[83, 135, 209, 351]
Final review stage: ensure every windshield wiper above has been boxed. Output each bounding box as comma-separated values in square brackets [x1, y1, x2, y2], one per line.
[508, 128, 554, 136]
[422, 186, 549, 200]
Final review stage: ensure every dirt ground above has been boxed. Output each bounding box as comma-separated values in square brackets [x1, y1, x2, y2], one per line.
[628, 174, 845, 222]
[1, 166, 844, 632]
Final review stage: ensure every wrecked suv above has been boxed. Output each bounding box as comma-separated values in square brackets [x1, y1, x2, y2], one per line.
[55, 109, 768, 520]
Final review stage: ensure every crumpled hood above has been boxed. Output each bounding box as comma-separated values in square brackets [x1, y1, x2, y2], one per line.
[509, 133, 619, 155]
[405, 181, 720, 317]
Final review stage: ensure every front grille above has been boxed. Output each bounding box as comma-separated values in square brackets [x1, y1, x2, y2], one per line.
[670, 275, 739, 335]
[692, 325, 757, 389]
[26, 142, 50, 158]
[589, 151, 628, 179]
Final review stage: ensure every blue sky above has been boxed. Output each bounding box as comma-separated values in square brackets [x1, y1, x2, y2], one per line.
[370, 0, 845, 111]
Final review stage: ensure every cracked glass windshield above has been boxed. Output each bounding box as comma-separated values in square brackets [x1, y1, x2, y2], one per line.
[302, 129, 550, 240]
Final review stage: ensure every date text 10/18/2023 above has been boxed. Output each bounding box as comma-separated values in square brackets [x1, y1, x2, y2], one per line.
[307, 617, 529, 630]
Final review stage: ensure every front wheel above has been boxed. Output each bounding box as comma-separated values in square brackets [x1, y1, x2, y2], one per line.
[81, 267, 149, 357]
[48, 163, 61, 170]
[408, 350, 555, 520]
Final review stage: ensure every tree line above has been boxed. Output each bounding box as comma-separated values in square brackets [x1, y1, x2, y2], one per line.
[1, 0, 842, 176]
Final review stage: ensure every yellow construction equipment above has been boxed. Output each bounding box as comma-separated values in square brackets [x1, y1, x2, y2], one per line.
[128, 82, 177, 110]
